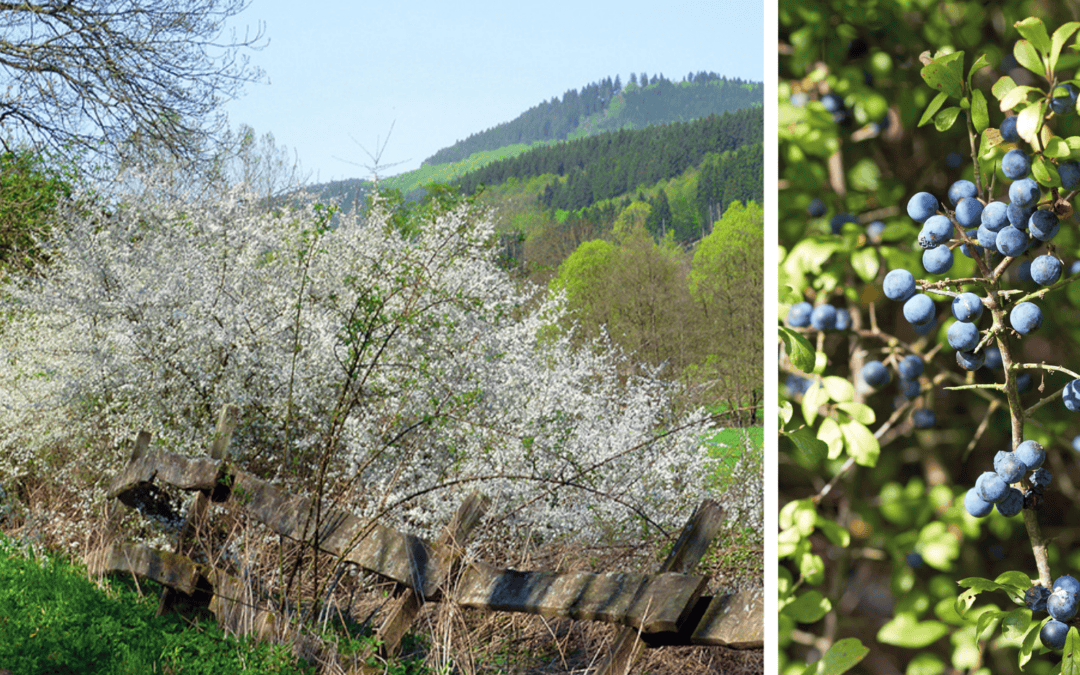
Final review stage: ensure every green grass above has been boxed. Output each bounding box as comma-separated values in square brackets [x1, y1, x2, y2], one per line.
[0, 536, 428, 675]
[381, 142, 553, 195]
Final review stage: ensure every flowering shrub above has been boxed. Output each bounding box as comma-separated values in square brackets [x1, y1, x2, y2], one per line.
[0, 175, 753, 549]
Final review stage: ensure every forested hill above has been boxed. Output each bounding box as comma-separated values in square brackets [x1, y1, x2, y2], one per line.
[454, 106, 762, 209]
[424, 71, 762, 166]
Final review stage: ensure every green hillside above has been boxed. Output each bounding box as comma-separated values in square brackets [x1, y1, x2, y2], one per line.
[375, 72, 762, 197]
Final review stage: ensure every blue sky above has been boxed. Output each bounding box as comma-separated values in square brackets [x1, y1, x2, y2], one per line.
[221, 0, 764, 183]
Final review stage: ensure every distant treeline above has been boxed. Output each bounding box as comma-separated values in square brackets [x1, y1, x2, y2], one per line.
[455, 106, 762, 207]
[424, 71, 762, 166]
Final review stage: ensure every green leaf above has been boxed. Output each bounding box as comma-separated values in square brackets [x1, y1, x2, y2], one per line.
[836, 402, 875, 425]
[1033, 155, 1054, 184]
[968, 54, 992, 87]
[1014, 39, 1045, 78]
[814, 638, 869, 675]
[921, 51, 965, 98]
[905, 653, 945, 675]
[780, 327, 816, 373]
[851, 247, 880, 282]
[815, 518, 851, 547]
[783, 590, 832, 623]
[1051, 22, 1080, 72]
[992, 76, 1018, 101]
[1019, 619, 1043, 670]
[1017, 101, 1046, 146]
[1065, 628, 1080, 675]
[999, 85, 1039, 111]
[1045, 136, 1071, 158]
[817, 417, 845, 460]
[1002, 608, 1032, 641]
[972, 89, 989, 133]
[840, 419, 880, 466]
[1015, 17, 1052, 57]
[956, 577, 1003, 616]
[780, 401, 794, 425]
[800, 551, 825, 585]
[976, 609, 1006, 641]
[934, 107, 962, 132]
[995, 570, 1034, 593]
[802, 380, 829, 426]
[877, 612, 949, 648]
[920, 91, 950, 126]
[785, 427, 828, 469]
[821, 376, 855, 403]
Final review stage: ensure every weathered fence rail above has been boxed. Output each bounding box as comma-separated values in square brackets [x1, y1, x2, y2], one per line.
[87, 409, 761, 673]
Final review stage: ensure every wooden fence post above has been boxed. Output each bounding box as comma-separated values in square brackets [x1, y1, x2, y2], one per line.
[594, 499, 725, 675]
[157, 404, 239, 616]
[376, 491, 490, 657]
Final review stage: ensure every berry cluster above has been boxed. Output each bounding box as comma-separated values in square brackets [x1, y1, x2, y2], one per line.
[963, 440, 1050, 518]
[1031, 575, 1080, 649]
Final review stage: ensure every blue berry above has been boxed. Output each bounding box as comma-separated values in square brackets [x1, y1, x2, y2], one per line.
[1010, 178, 1040, 207]
[808, 198, 827, 217]
[1055, 576, 1080, 599]
[1042, 619, 1070, 650]
[898, 355, 924, 380]
[834, 308, 851, 331]
[866, 220, 885, 242]
[1052, 83, 1078, 115]
[984, 346, 1003, 370]
[996, 487, 1024, 516]
[1001, 116, 1020, 142]
[913, 408, 935, 428]
[1048, 589, 1079, 622]
[786, 375, 813, 396]
[1008, 201, 1036, 229]
[922, 245, 954, 275]
[830, 213, 859, 234]
[900, 378, 921, 398]
[1027, 585, 1051, 613]
[861, 361, 890, 388]
[821, 93, 844, 112]
[982, 201, 1009, 231]
[964, 488, 993, 517]
[947, 321, 980, 351]
[903, 294, 936, 325]
[919, 215, 953, 248]
[1031, 255, 1063, 285]
[1060, 162, 1080, 190]
[789, 302, 813, 327]
[1066, 380, 1080, 411]
[955, 197, 984, 227]
[996, 225, 1029, 257]
[907, 192, 939, 222]
[948, 180, 978, 206]
[994, 451, 1026, 483]
[810, 304, 838, 331]
[1016, 440, 1045, 470]
[957, 350, 985, 371]
[883, 269, 917, 302]
[1031, 467, 1053, 489]
[1029, 210, 1060, 242]
[976, 471, 1009, 503]
[1002, 149, 1031, 180]
[1010, 302, 1043, 334]
[952, 292, 983, 322]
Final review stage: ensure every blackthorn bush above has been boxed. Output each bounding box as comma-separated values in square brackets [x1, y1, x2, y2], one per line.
[781, 5, 1080, 673]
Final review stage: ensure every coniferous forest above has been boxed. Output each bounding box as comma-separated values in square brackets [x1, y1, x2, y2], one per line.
[424, 71, 762, 165]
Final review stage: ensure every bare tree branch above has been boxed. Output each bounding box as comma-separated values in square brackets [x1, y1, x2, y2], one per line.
[0, 0, 265, 167]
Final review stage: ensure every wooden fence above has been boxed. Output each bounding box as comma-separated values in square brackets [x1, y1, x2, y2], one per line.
[86, 406, 761, 674]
